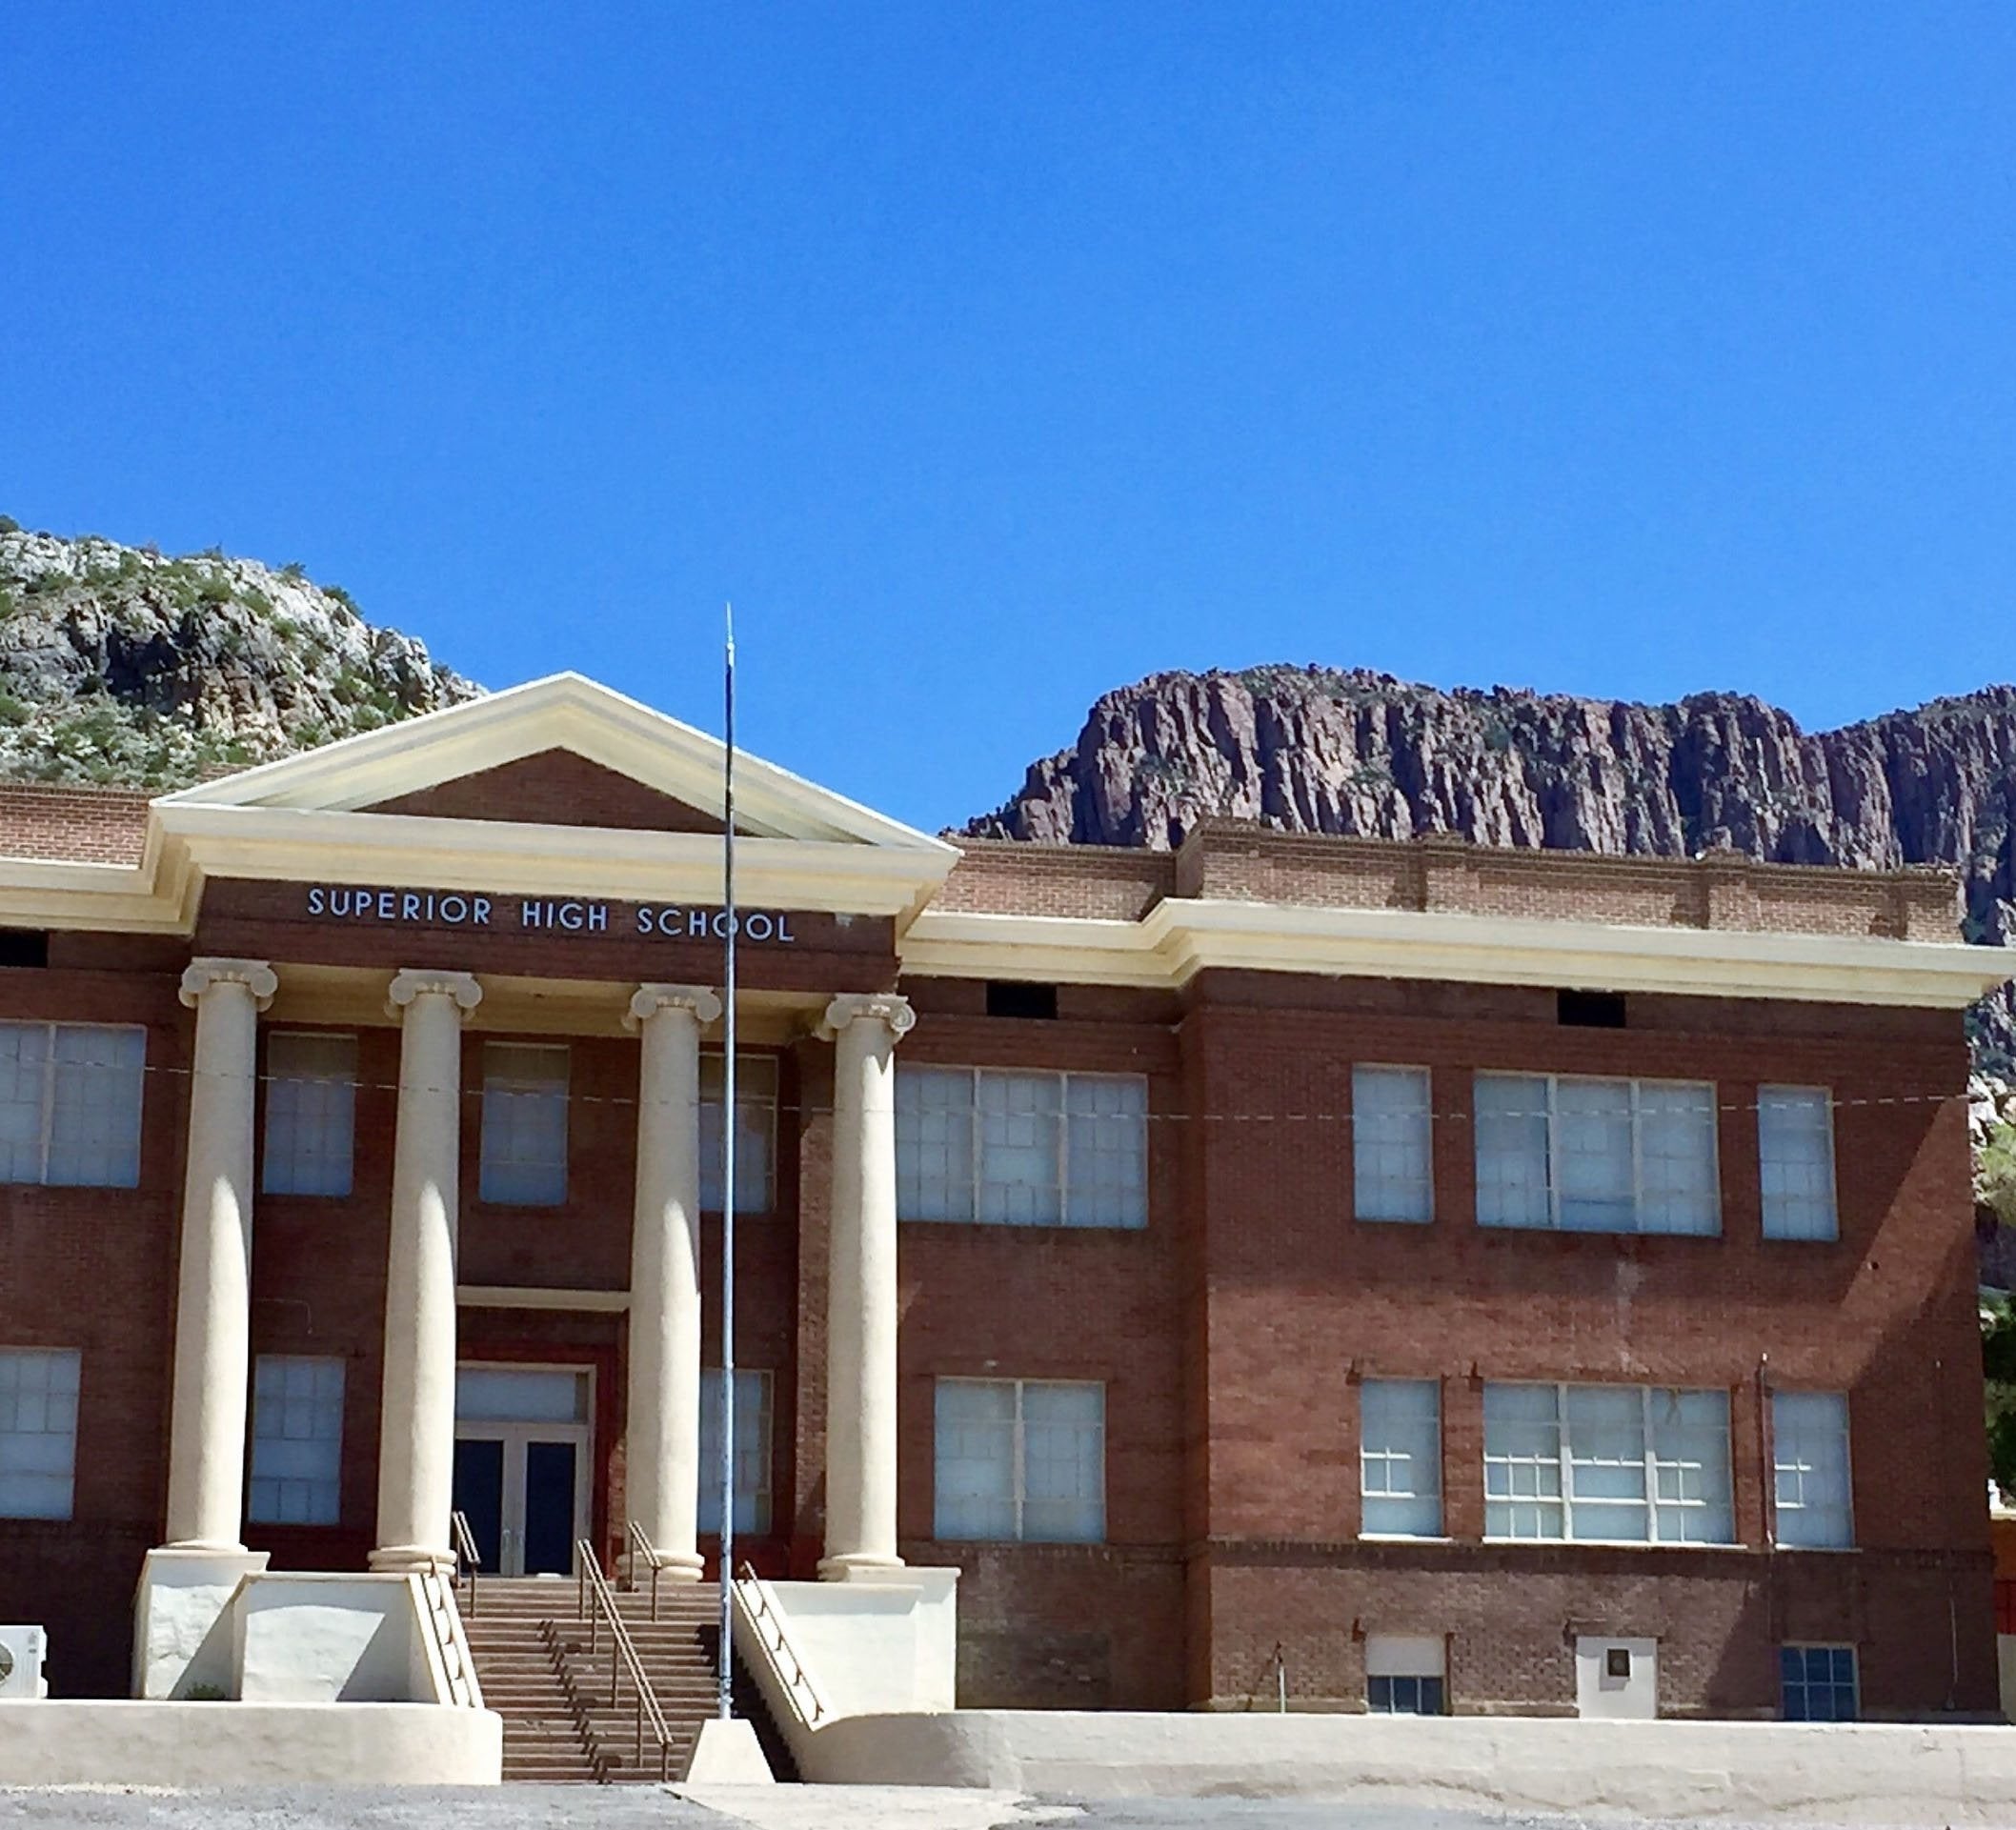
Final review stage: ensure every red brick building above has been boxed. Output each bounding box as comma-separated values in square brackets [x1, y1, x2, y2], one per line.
[0, 674, 2004, 1720]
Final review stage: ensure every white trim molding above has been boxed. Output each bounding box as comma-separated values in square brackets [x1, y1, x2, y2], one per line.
[897, 900, 2016, 1008]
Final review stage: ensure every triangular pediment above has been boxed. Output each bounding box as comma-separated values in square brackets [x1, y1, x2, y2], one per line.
[359, 749, 750, 835]
[154, 672, 954, 855]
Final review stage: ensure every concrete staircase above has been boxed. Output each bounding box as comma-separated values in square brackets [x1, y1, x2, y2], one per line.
[459, 1576, 785, 1783]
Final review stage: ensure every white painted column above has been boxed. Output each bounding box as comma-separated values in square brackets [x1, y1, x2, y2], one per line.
[163, 958, 277, 1551]
[819, 992, 915, 1579]
[625, 982, 720, 1579]
[372, 968, 482, 1574]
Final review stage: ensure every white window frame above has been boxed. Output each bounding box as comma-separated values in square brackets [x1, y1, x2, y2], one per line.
[261, 1032, 357, 1197]
[248, 1354, 345, 1525]
[933, 1377, 1106, 1543]
[700, 1053, 778, 1215]
[0, 1346, 81, 1519]
[1359, 1378, 1442, 1538]
[1759, 1085, 1839, 1242]
[1475, 1071, 1721, 1236]
[0, 1020, 146, 1189]
[479, 1042, 570, 1207]
[897, 1067, 1148, 1229]
[1771, 1389, 1854, 1549]
[698, 1367, 774, 1536]
[1483, 1381, 1735, 1546]
[1364, 1635, 1447, 1716]
[1352, 1065, 1434, 1224]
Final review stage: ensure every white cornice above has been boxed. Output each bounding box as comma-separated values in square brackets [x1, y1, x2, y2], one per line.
[899, 900, 2016, 1008]
[152, 804, 953, 917]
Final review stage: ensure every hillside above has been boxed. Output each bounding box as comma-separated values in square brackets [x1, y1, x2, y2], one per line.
[0, 521, 476, 787]
[968, 663, 2016, 1062]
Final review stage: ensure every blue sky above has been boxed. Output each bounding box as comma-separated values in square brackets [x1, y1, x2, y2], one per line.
[3, 4, 2012, 831]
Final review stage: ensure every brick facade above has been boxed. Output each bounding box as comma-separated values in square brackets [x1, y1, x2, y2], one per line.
[0, 781, 1995, 1717]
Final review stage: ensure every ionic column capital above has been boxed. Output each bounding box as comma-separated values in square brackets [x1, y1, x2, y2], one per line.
[819, 992, 916, 1043]
[625, 983, 723, 1032]
[386, 969, 483, 1020]
[179, 957, 277, 1013]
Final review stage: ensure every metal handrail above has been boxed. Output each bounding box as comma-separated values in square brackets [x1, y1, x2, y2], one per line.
[449, 1510, 481, 1619]
[625, 1519, 662, 1621]
[575, 1538, 674, 1782]
[736, 1559, 826, 1726]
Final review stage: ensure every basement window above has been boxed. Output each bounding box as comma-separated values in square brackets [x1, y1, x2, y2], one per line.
[986, 981, 1058, 1020]
[1558, 990, 1626, 1029]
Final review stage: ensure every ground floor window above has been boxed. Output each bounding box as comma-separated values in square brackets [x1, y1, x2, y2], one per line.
[1780, 1644, 1858, 1720]
[249, 1355, 345, 1525]
[1364, 1633, 1445, 1716]
[0, 1347, 79, 1518]
[699, 1368, 773, 1535]
[934, 1378, 1104, 1542]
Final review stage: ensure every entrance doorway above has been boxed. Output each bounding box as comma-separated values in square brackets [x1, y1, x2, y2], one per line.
[452, 1364, 593, 1577]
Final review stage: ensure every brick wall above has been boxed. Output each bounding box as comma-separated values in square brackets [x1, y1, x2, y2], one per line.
[0, 959, 188, 1695]
[0, 785, 150, 865]
[1178, 973, 1993, 1716]
[365, 749, 725, 833]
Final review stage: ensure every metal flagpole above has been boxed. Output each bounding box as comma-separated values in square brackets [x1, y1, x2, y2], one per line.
[716, 601, 737, 1721]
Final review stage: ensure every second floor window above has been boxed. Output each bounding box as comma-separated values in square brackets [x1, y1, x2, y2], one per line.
[262, 1032, 356, 1197]
[1475, 1073, 1719, 1236]
[0, 1021, 144, 1188]
[1483, 1381, 1734, 1544]
[1759, 1087, 1837, 1241]
[897, 1067, 1147, 1228]
[699, 1054, 777, 1214]
[480, 1043, 569, 1205]
[1353, 1066, 1434, 1223]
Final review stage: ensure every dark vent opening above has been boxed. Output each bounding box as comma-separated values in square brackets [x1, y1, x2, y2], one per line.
[0, 930, 50, 970]
[986, 980, 1058, 1020]
[1558, 989, 1625, 1029]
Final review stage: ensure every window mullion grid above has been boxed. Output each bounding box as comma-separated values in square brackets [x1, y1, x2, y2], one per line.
[1641, 1388, 1661, 1545]
[1056, 1074, 1071, 1228]
[1011, 1380, 1027, 1541]
[1628, 1081, 1644, 1236]
[37, 1022, 55, 1184]
[969, 1069, 983, 1225]
[1556, 1382, 1573, 1539]
[1545, 1076, 1561, 1232]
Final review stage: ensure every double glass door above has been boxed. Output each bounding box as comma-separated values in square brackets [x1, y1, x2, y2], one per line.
[452, 1365, 592, 1577]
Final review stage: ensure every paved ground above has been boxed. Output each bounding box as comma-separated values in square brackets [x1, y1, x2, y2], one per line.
[0, 1789, 1955, 1830]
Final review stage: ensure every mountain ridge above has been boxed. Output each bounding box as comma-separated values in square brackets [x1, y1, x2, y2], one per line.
[0, 520, 477, 787]
[965, 662, 2016, 1059]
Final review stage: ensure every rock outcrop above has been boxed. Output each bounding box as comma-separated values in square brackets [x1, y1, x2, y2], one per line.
[0, 522, 476, 786]
[967, 664, 2016, 1058]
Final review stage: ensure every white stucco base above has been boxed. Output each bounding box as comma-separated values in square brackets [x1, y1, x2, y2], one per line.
[794, 1710, 2016, 1824]
[687, 1714, 776, 1783]
[0, 1700, 501, 1785]
[133, 1547, 270, 1699]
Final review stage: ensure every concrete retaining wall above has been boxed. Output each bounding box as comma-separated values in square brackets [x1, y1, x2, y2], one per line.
[0, 1700, 502, 1785]
[801, 1709, 2016, 1823]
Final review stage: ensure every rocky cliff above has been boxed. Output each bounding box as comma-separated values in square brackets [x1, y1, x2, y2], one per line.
[0, 521, 476, 786]
[968, 664, 2016, 1059]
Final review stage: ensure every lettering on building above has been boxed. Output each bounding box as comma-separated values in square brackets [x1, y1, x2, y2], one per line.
[305, 886, 796, 943]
